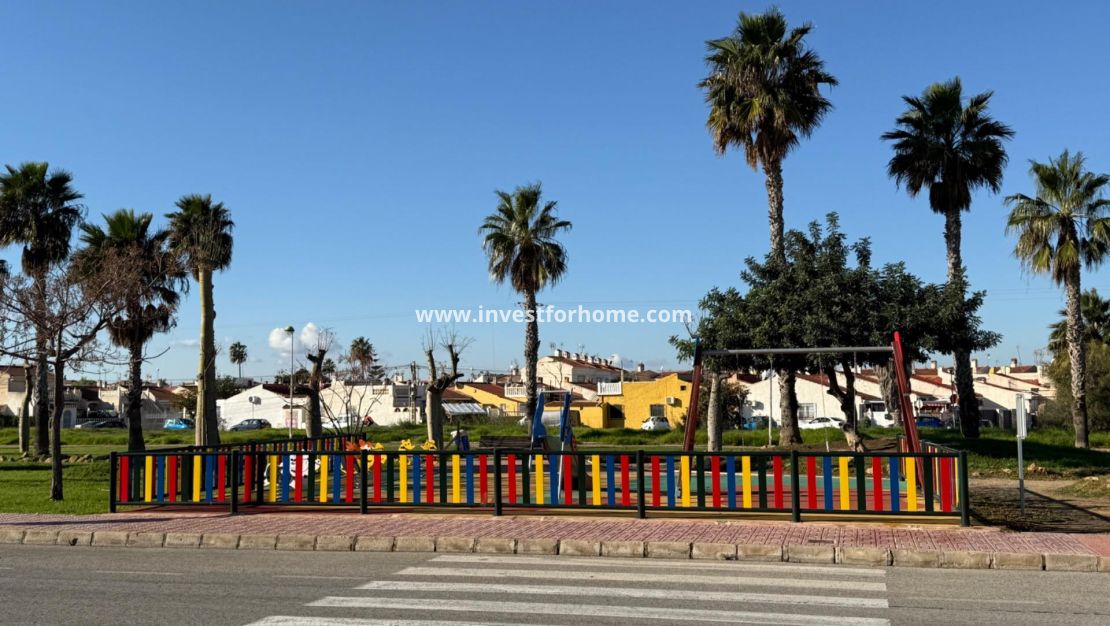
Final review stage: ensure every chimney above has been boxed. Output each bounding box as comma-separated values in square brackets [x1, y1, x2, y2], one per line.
[637, 362, 645, 373]
[1010, 357, 1018, 368]
[971, 358, 979, 370]
[930, 360, 938, 370]
[572, 352, 580, 360]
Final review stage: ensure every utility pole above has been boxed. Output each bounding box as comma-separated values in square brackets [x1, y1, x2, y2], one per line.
[285, 326, 295, 438]
[409, 361, 418, 424]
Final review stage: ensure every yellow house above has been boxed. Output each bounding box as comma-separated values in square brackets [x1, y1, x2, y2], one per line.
[453, 383, 608, 428]
[594, 372, 694, 429]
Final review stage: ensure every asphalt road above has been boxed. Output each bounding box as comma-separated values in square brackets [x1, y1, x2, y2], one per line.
[0, 545, 1107, 625]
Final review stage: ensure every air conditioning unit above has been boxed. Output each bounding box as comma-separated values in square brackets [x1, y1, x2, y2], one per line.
[665, 396, 678, 406]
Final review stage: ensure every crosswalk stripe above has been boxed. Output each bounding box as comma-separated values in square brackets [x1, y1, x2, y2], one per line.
[246, 618, 549, 626]
[307, 596, 890, 625]
[431, 554, 887, 577]
[396, 566, 887, 592]
[355, 580, 889, 609]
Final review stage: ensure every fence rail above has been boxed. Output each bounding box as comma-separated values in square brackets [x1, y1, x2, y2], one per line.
[110, 446, 970, 525]
[156, 432, 359, 455]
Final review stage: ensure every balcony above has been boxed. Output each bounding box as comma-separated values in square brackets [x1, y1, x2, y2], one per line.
[597, 382, 623, 396]
[504, 385, 527, 398]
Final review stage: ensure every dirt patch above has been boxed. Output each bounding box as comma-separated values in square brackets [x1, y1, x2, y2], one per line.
[970, 478, 1110, 533]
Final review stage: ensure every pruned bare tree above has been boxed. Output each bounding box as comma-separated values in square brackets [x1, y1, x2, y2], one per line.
[423, 328, 472, 448]
[304, 327, 335, 438]
[319, 349, 387, 438]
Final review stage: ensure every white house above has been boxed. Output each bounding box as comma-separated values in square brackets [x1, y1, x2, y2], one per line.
[217, 384, 309, 430]
[536, 350, 625, 386]
[319, 382, 426, 427]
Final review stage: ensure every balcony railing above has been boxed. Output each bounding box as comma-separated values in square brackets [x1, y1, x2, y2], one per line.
[597, 382, 623, 396]
[504, 385, 526, 398]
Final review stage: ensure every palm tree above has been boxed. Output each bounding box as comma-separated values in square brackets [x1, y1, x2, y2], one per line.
[348, 337, 383, 382]
[74, 210, 186, 452]
[699, 8, 837, 261]
[166, 194, 234, 446]
[0, 162, 83, 456]
[229, 341, 248, 379]
[1006, 150, 1110, 449]
[480, 183, 571, 421]
[1049, 288, 1110, 354]
[883, 78, 1013, 438]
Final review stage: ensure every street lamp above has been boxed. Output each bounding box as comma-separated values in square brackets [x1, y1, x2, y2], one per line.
[285, 325, 295, 438]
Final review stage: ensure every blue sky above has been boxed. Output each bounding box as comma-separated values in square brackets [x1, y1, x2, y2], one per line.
[3, 1, 1109, 382]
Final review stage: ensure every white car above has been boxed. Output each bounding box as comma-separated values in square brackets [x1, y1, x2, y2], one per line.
[640, 416, 671, 432]
[798, 416, 845, 430]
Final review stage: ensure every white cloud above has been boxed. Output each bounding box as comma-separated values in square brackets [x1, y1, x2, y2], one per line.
[176, 338, 200, 348]
[300, 322, 320, 350]
[268, 322, 323, 360]
[268, 327, 295, 355]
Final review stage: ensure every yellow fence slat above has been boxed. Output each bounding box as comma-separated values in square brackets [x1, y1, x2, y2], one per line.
[838, 456, 850, 510]
[144, 456, 154, 502]
[268, 455, 278, 502]
[741, 456, 752, 509]
[680, 456, 691, 507]
[192, 457, 202, 501]
[591, 455, 601, 505]
[398, 455, 408, 503]
[534, 454, 544, 505]
[451, 454, 461, 504]
[906, 457, 918, 511]
[319, 455, 329, 503]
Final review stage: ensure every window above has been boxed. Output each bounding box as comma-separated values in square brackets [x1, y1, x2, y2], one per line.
[7, 378, 26, 393]
[798, 403, 817, 420]
[649, 404, 665, 418]
[680, 385, 687, 391]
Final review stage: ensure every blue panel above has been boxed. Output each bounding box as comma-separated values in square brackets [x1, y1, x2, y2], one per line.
[156, 456, 165, 503]
[332, 455, 341, 502]
[412, 455, 421, 504]
[889, 457, 901, 513]
[665, 456, 675, 509]
[605, 455, 616, 507]
[822, 456, 833, 511]
[548, 455, 558, 505]
[205, 455, 215, 502]
[281, 455, 291, 502]
[726, 455, 736, 509]
[465, 455, 474, 505]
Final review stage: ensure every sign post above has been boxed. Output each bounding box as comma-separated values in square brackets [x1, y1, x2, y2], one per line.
[1015, 393, 1027, 514]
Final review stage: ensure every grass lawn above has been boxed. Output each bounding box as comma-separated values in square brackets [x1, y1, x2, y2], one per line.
[0, 461, 110, 515]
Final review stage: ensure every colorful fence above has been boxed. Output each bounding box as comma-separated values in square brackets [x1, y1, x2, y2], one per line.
[161, 432, 358, 455]
[110, 447, 970, 525]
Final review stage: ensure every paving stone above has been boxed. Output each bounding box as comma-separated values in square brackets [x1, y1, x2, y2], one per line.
[1044, 553, 1099, 572]
[646, 541, 691, 559]
[164, 533, 202, 548]
[393, 536, 436, 552]
[275, 535, 316, 551]
[1099, 556, 1110, 573]
[787, 544, 835, 564]
[315, 535, 355, 551]
[436, 537, 476, 553]
[992, 552, 1043, 570]
[475, 538, 516, 554]
[57, 530, 93, 547]
[200, 533, 240, 549]
[515, 538, 558, 555]
[892, 549, 941, 568]
[354, 536, 395, 552]
[691, 543, 736, 560]
[560, 539, 601, 557]
[238, 534, 278, 550]
[0, 530, 25, 544]
[127, 532, 165, 548]
[601, 540, 645, 558]
[838, 546, 891, 567]
[737, 544, 783, 562]
[92, 531, 129, 547]
[941, 550, 991, 569]
[21, 530, 60, 545]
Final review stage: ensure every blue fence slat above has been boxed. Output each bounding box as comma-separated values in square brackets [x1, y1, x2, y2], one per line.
[280, 455, 291, 502]
[413, 455, 421, 504]
[888, 457, 901, 513]
[726, 455, 736, 509]
[332, 455, 341, 502]
[665, 456, 675, 509]
[548, 455, 559, 505]
[465, 455, 474, 505]
[822, 456, 833, 512]
[156, 456, 165, 503]
[205, 455, 215, 502]
[605, 455, 616, 507]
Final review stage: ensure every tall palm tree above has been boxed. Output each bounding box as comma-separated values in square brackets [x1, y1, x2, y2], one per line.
[166, 194, 234, 446]
[883, 78, 1013, 438]
[1049, 288, 1110, 354]
[348, 336, 382, 382]
[1006, 150, 1110, 449]
[74, 209, 186, 452]
[699, 8, 836, 447]
[699, 8, 837, 261]
[0, 162, 83, 456]
[228, 341, 247, 379]
[480, 183, 571, 422]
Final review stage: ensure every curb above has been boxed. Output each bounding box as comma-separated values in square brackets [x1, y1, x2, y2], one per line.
[2, 531, 1104, 573]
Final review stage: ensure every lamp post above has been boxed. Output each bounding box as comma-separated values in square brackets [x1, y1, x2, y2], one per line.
[285, 325, 295, 438]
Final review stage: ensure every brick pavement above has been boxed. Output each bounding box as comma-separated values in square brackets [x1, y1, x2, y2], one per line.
[1, 510, 1107, 556]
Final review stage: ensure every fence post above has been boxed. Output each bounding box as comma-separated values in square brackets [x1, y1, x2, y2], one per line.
[636, 450, 646, 519]
[493, 450, 503, 516]
[789, 450, 800, 523]
[360, 450, 369, 514]
[958, 451, 970, 527]
[109, 452, 117, 513]
[230, 451, 239, 515]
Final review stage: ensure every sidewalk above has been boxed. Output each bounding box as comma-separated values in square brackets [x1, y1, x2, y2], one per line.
[1, 510, 1107, 572]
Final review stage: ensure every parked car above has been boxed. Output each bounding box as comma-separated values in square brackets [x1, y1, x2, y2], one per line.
[640, 416, 671, 432]
[798, 416, 845, 430]
[915, 416, 946, 429]
[741, 416, 768, 430]
[163, 417, 194, 431]
[229, 418, 272, 431]
[76, 418, 126, 429]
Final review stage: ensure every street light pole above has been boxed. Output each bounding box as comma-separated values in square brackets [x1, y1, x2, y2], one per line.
[285, 325, 295, 438]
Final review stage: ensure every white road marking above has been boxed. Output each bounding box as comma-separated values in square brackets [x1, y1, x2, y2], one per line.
[896, 597, 1045, 605]
[356, 580, 889, 608]
[396, 566, 887, 592]
[431, 554, 887, 577]
[246, 619, 547, 626]
[308, 596, 890, 625]
[92, 570, 184, 576]
[273, 575, 368, 580]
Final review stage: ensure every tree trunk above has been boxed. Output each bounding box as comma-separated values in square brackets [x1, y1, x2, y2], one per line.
[195, 268, 220, 446]
[944, 209, 963, 285]
[522, 289, 540, 423]
[706, 371, 721, 452]
[126, 339, 146, 452]
[50, 357, 64, 501]
[306, 348, 325, 439]
[945, 208, 979, 437]
[763, 159, 786, 263]
[425, 388, 445, 449]
[18, 364, 33, 455]
[823, 365, 858, 432]
[1065, 273, 1089, 448]
[34, 345, 49, 457]
[874, 361, 901, 427]
[778, 370, 802, 445]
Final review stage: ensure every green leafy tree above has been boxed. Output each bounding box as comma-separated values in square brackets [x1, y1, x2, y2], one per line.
[1006, 150, 1110, 448]
[228, 341, 248, 379]
[1048, 289, 1110, 354]
[74, 209, 186, 452]
[166, 194, 234, 446]
[883, 77, 1013, 438]
[480, 183, 572, 422]
[0, 162, 83, 456]
[1044, 341, 1110, 433]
